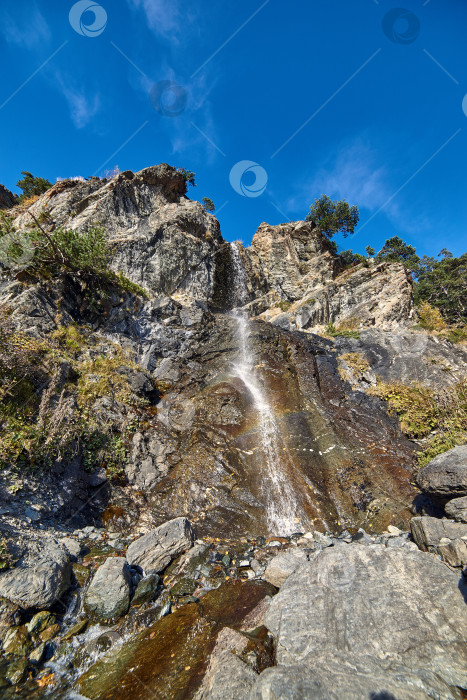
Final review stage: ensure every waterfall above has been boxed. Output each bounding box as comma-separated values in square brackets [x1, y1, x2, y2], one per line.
[231, 309, 309, 535]
[230, 241, 248, 308]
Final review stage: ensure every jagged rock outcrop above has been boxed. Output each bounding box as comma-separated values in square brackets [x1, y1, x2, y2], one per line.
[231, 220, 415, 330]
[8, 167, 415, 327]
[12, 165, 226, 305]
[0, 185, 17, 210]
[333, 328, 467, 390]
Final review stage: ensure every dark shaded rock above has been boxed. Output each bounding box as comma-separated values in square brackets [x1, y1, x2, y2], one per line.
[2, 625, 33, 656]
[84, 557, 131, 621]
[445, 496, 467, 523]
[132, 574, 160, 606]
[417, 445, 467, 498]
[0, 184, 17, 210]
[126, 518, 195, 575]
[4, 657, 29, 685]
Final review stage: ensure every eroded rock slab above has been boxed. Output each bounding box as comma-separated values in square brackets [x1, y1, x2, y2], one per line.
[126, 517, 195, 575]
[410, 515, 467, 551]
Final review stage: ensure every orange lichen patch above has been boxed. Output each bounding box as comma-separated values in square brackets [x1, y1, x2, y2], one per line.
[101, 505, 125, 526]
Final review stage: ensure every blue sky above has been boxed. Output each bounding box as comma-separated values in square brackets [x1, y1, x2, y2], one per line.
[1, 0, 466, 257]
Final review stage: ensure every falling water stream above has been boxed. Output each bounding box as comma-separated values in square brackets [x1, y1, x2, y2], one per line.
[229, 243, 309, 535]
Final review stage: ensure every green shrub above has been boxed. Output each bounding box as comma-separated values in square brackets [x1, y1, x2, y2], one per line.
[202, 197, 215, 212]
[305, 194, 359, 238]
[325, 319, 360, 339]
[368, 379, 467, 468]
[177, 168, 196, 187]
[3, 212, 148, 299]
[16, 171, 52, 202]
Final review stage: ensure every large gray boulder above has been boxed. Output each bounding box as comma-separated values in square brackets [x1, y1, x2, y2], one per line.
[126, 517, 195, 575]
[84, 557, 131, 621]
[417, 445, 467, 498]
[261, 546, 467, 696]
[251, 656, 458, 700]
[0, 538, 70, 609]
[445, 496, 467, 523]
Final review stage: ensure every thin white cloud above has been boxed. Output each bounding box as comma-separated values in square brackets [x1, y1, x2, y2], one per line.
[127, 0, 184, 40]
[301, 142, 396, 216]
[2, 5, 51, 50]
[284, 139, 433, 237]
[53, 71, 101, 129]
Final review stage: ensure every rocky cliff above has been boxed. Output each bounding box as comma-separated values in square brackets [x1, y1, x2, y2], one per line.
[0, 164, 466, 698]
[0, 164, 428, 536]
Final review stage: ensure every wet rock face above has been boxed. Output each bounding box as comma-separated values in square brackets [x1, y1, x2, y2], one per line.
[76, 579, 275, 700]
[117, 315, 416, 537]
